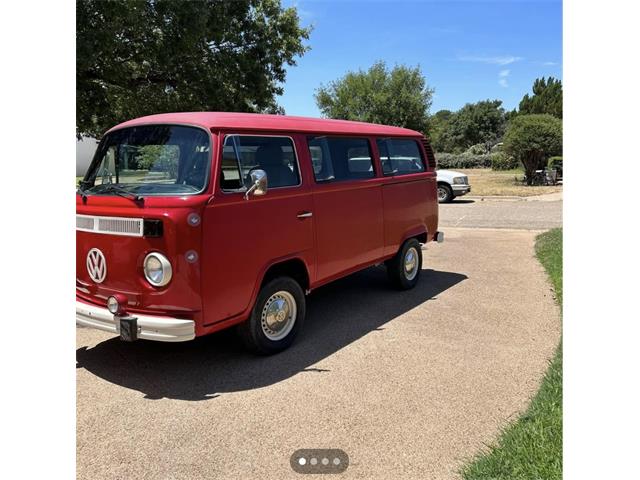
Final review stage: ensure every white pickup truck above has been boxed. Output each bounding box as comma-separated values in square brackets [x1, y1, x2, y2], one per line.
[344, 155, 471, 203]
[436, 170, 471, 203]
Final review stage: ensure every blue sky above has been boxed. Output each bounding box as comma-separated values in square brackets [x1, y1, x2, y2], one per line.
[279, 0, 562, 116]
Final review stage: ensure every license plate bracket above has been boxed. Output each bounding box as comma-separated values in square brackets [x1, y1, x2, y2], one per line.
[119, 316, 138, 342]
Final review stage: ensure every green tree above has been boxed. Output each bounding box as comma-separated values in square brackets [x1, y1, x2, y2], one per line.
[503, 114, 562, 185]
[427, 100, 506, 153]
[519, 77, 563, 118]
[427, 109, 456, 152]
[315, 61, 434, 132]
[77, 0, 310, 137]
[449, 100, 506, 152]
[137, 145, 179, 177]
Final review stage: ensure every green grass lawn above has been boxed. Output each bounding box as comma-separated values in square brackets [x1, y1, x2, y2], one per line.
[461, 228, 562, 480]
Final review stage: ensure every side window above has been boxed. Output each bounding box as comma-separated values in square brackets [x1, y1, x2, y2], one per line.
[220, 135, 300, 190]
[376, 139, 391, 175]
[376, 138, 425, 175]
[309, 146, 324, 176]
[307, 137, 374, 182]
[221, 141, 242, 190]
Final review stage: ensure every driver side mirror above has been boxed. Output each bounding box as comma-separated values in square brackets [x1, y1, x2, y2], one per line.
[244, 169, 268, 200]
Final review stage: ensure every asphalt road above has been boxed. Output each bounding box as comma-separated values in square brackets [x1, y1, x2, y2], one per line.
[439, 193, 562, 230]
[77, 194, 562, 479]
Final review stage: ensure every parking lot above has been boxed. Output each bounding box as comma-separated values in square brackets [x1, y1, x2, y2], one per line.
[77, 195, 562, 479]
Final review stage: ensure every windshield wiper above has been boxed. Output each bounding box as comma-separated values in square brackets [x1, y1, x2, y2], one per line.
[77, 180, 92, 203]
[100, 184, 144, 204]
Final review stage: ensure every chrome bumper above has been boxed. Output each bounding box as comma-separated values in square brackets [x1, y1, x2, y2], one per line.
[76, 300, 196, 342]
[452, 185, 471, 196]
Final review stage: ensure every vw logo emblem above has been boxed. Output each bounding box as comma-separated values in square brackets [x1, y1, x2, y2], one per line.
[86, 248, 107, 284]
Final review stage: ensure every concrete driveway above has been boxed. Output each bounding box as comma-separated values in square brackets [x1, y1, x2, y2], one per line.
[77, 194, 561, 479]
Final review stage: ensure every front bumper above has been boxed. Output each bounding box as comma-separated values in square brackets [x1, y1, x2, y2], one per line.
[452, 185, 471, 196]
[76, 300, 196, 342]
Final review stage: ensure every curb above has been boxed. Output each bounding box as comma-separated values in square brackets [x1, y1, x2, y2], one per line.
[464, 195, 524, 201]
[464, 192, 563, 202]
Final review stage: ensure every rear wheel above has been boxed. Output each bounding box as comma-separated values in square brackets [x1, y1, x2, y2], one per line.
[237, 276, 305, 355]
[386, 238, 422, 290]
[437, 183, 453, 203]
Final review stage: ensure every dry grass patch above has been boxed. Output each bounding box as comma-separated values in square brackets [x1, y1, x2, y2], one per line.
[458, 169, 563, 197]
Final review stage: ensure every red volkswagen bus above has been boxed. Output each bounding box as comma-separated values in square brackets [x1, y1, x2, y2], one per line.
[76, 113, 443, 354]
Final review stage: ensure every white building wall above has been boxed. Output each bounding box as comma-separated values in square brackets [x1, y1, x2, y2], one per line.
[76, 136, 99, 176]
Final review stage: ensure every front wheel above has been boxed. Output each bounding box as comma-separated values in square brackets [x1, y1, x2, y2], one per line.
[386, 238, 423, 290]
[237, 276, 306, 355]
[437, 183, 454, 203]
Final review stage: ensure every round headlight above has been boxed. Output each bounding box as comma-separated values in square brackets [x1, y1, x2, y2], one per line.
[143, 252, 173, 287]
[107, 296, 119, 314]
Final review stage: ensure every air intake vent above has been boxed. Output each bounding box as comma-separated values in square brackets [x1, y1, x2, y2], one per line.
[422, 139, 437, 170]
[76, 215, 144, 237]
[76, 215, 94, 231]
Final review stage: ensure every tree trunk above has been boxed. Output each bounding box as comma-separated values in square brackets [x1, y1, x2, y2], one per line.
[523, 154, 536, 185]
[522, 152, 543, 185]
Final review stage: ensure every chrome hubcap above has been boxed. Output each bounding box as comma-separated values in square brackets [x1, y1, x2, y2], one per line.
[438, 187, 447, 201]
[261, 291, 297, 341]
[404, 247, 419, 280]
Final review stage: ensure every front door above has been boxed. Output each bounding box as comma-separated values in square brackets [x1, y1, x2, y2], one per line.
[201, 133, 314, 324]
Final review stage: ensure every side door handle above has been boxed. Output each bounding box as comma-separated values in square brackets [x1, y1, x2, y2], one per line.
[297, 211, 313, 219]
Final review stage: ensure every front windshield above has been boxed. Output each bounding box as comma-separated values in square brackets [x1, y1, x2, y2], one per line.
[82, 125, 211, 196]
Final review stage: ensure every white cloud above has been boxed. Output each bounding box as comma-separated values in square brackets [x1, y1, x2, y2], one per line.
[458, 55, 523, 66]
[498, 69, 510, 87]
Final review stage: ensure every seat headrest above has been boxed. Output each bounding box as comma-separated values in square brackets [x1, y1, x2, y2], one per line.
[255, 144, 283, 166]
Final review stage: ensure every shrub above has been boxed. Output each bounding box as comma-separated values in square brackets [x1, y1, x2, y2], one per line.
[491, 152, 519, 171]
[435, 153, 492, 169]
[435, 151, 518, 171]
[465, 143, 490, 155]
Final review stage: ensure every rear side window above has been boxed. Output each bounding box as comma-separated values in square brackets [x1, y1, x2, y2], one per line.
[220, 135, 300, 190]
[376, 138, 425, 175]
[307, 137, 374, 182]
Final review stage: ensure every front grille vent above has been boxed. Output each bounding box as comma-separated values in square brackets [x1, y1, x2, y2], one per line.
[421, 139, 437, 170]
[76, 215, 144, 237]
[76, 215, 94, 230]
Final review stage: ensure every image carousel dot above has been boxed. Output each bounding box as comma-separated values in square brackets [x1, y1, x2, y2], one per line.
[290, 449, 349, 474]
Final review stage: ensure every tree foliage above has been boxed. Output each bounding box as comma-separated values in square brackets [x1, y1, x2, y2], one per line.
[518, 77, 563, 119]
[503, 114, 562, 184]
[136, 145, 179, 177]
[77, 0, 310, 137]
[428, 100, 506, 153]
[314, 61, 433, 132]
[426, 110, 455, 152]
